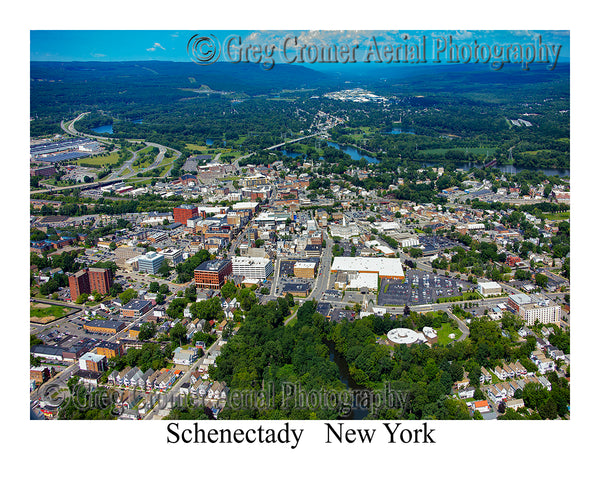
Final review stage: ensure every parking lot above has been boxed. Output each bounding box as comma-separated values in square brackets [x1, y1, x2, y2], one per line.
[418, 235, 462, 255]
[378, 270, 475, 306]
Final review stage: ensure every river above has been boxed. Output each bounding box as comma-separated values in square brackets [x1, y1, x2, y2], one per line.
[327, 341, 370, 419]
[324, 140, 569, 176]
[326, 141, 379, 164]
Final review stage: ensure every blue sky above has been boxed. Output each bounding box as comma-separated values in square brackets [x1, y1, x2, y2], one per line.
[31, 30, 570, 66]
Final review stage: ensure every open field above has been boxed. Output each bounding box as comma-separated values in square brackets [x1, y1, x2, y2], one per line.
[436, 322, 463, 346]
[420, 147, 494, 155]
[30, 303, 72, 324]
[76, 150, 124, 167]
[542, 211, 570, 221]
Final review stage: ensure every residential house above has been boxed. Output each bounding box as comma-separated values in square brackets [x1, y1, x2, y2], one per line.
[480, 367, 492, 384]
[147, 369, 165, 391]
[505, 398, 525, 411]
[197, 380, 210, 397]
[107, 370, 119, 385]
[458, 387, 475, 399]
[531, 352, 555, 374]
[173, 347, 199, 366]
[513, 361, 528, 376]
[473, 400, 491, 413]
[123, 367, 141, 388]
[487, 385, 505, 405]
[538, 376, 552, 391]
[208, 381, 228, 401]
[179, 382, 191, 396]
[138, 368, 155, 389]
[494, 365, 507, 381]
[116, 366, 132, 386]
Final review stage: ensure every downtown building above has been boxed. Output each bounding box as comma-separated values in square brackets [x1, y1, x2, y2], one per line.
[68, 267, 114, 301]
[137, 251, 165, 274]
[194, 259, 232, 289]
[231, 256, 274, 281]
[173, 204, 199, 225]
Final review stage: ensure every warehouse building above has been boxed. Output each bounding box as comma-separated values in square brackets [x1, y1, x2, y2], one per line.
[477, 281, 502, 297]
[83, 320, 126, 334]
[331, 257, 405, 280]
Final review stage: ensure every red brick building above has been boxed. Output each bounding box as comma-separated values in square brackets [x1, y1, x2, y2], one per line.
[194, 259, 232, 289]
[88, 268, 114, 296]
[68, 269, 90, 301]
[173, 204, 198, 225]
[68, 267, 113, 301]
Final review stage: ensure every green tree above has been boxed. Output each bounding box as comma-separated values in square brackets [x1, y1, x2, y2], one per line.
[170, 322, 188, 347]
[534, 273, 548, 289]
[110, 282, 123, 297]
[75, 293, 88, 304]
[157, 261, 172, 278]
[119, 288, 137, 305]
[138, 322, 157, 341]
[221, 281, 238, 299]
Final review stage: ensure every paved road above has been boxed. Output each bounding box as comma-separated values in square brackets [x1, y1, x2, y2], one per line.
[60, 113, 181, 180]
[143, 334, 222, 420]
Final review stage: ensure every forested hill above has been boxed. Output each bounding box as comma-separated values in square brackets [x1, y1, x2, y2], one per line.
[30, 60, 332, 96]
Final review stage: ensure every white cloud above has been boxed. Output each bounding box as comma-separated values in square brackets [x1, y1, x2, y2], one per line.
[146, 42, 166, 52]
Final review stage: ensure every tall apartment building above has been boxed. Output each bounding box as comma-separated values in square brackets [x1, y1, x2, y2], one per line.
[231, 256, 273, 280]
[194, 259, 232, 289]
[68, 269, 90, 301]
[88, 268, 114, 296]
[137, 251, 165, 274]
[508, 293, 562, 326]
[68, 267, 113, 301]
[173, 204, 198, 225]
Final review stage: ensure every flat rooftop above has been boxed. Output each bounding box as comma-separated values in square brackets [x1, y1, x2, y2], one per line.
[232, 256, 272, 266]
[330, 257, 404, 278]
[195, 259, 232, 272]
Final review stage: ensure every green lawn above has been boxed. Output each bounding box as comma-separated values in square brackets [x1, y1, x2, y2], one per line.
[436, 322, 463, 346]
[541, 211, 570, 221]
[76, 150, 124, 167]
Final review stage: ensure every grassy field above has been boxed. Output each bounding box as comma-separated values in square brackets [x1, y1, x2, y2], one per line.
[186, 143, 210, 152]
[542, 211, 570, 221]
[76, 150, 124, 167]
[436, 322, 463, 346]
[421, 147, 493, 155]
[30, 303, 72, 323]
